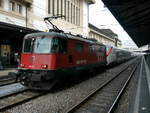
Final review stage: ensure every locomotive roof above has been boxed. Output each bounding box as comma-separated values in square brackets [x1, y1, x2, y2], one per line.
[25, 31, 105, 46]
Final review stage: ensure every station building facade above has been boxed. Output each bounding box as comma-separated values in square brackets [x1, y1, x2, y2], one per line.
[0, 0, 95, 68]
[0, 0, 95, 34]
[88, 23, 122, 47]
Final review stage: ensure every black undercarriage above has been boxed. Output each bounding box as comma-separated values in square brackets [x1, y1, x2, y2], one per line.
[17, 62, 106, 90]
[17, 69, 58, 90]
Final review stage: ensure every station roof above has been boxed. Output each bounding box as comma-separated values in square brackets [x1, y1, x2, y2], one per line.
[0, 21, 39, 43]
[0, 21, 38, 33]
[102, 0, 150, 47]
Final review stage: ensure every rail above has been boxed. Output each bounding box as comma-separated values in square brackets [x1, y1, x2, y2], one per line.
[65, 58, 139, 113]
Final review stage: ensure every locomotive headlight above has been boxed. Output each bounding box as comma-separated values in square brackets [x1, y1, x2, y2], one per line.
[41, 64, 48, 69]
[20, 64, 25, 68]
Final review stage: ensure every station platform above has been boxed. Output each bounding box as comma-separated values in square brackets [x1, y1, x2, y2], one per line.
[0, 69, 17, 77]
[129, 55, 150, 113]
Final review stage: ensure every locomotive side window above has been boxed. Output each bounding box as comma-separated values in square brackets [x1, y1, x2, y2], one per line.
[89, 45, 95, 53]
[59, 38, 67, 53]
[51, 38, 59, 53]
[76, 43, 84, 52]
[51, 38, 67, 53]
[99, 45, 105, 53]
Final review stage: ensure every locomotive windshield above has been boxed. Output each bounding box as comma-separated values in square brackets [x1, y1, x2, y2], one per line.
[23, 36, 67, 53]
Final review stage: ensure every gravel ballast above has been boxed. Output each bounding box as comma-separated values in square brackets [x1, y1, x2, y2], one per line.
[4, 60, 136, 113]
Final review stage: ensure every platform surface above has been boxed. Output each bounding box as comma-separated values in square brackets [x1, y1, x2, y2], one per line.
[130, 55, 150, 113]
[0, 69, 17, 77]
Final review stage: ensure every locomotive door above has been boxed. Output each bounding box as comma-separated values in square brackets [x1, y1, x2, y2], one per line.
[68, 55, 73, 63]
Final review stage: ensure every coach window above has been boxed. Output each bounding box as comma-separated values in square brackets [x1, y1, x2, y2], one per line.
[76, 43, 84, 52]
[117, 52, 122, 57]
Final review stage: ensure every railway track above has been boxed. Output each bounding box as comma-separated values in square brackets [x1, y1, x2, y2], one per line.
[0, 58, 140, 113]
[0, 87, 47, 112]
[0, 76, 16, 87]
[65, 58, 140, 113]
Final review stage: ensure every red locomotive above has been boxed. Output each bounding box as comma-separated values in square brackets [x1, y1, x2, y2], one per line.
[14, 16, 133, 90]
[18, 32, 106, 90]
[12, 16, 106, 90]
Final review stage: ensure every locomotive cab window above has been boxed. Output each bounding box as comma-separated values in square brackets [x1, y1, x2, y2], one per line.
[23, 36, 67, 54]
[34, 37, 52, 53]
[23, 36, 52, 53]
